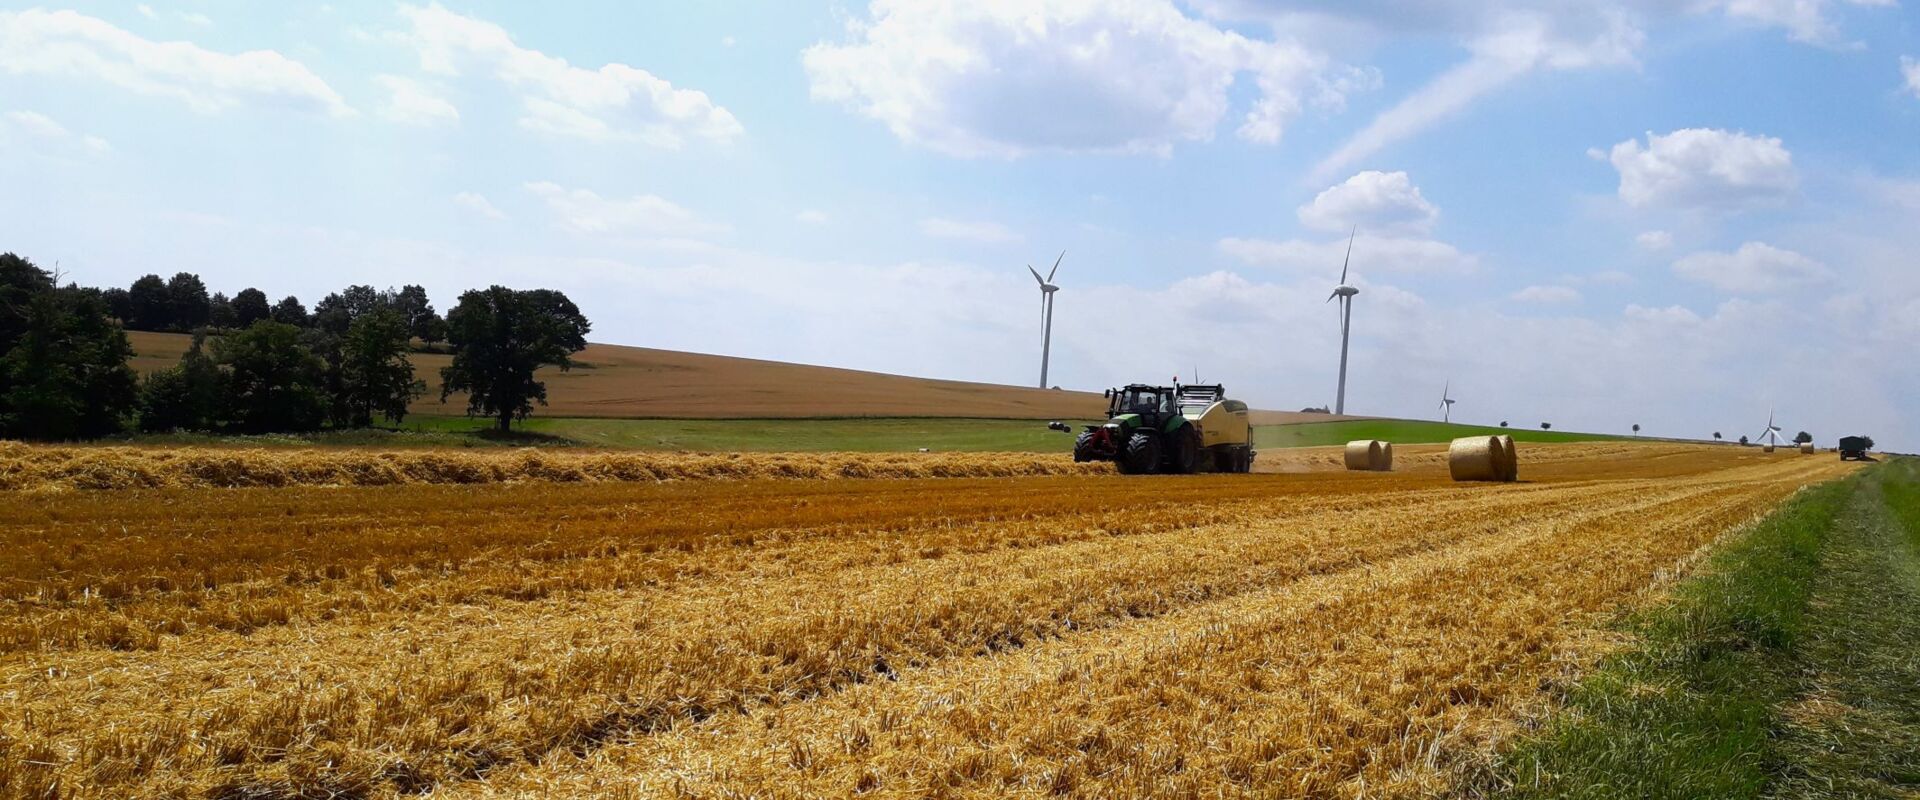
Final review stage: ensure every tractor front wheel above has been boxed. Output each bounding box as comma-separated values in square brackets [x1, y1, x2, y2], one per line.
[1073, 431, 1098, 463]
[1120, 431, 1160, 475]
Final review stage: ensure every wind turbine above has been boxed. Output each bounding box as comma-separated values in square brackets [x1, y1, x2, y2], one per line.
[1439, 381, 1456, 423]
[1326, 228, 1360, 415]
[1028, 251, 1064, 389]
[1754, 407, 1786, 447]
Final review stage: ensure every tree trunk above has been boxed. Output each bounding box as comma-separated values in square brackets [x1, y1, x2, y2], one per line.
[497, 410, 512, 433]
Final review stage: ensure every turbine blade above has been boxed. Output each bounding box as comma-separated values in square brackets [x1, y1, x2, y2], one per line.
[1027, 264, 1043, 284]
[1047, 250, 1064, 282]
[1326, 290, 1338, 303]
[1339, 226, 1355, 284]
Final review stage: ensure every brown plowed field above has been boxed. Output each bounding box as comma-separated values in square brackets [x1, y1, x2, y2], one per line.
[0, 443, 1855, 799]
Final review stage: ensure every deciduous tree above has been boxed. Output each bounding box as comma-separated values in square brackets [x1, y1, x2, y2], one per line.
[439, 286, 590, 432]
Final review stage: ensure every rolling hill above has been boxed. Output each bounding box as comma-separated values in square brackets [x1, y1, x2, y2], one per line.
[127, 331, 1357, 425]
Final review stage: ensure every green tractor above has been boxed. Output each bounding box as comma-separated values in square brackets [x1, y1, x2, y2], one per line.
[1069, 383, 1255, 474]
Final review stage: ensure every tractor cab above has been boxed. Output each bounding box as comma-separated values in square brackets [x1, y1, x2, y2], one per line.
[1107, 384, 1178, 423]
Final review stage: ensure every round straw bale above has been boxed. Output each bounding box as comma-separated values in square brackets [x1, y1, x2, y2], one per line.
[1496, 434, 1518, 481]
[1380, 441, 1394, 471]
[1799, 441, 1815, 455]
[1448, 436, 1510, 482]
[1344, 440, 1383, 471]
[1763, 444, 1775, 453]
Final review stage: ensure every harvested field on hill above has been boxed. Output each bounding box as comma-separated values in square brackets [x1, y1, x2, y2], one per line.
[0, 443, 1855, 799]
[127, 331, 1364, 425]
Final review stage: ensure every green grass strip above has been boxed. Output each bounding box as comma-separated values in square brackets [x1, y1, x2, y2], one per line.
[1493, 473, 1859, 799]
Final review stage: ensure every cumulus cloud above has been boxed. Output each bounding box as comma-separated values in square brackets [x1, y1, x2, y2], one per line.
[1511, 285, 1581, 304]
[802, 0, 1365, 157]
[396, 3, 741, 146]
[375, 74, 458, 125]
[1298, 171, 1439, 234]
[525, 181, 724, 237]
[1602, 128, 1796, 210]
[1672, 241, 1830, 292]
[1903, 56, 1920, 99]
[920, 217, 1021, 244]
[1635, 230, 1673, 250]
[0, 9, 350, 117]
[1218, 235, 1476, 274]
[452, 191, 504, 220]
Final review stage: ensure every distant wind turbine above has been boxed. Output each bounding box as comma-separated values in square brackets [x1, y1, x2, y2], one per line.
[1327, 228, 1360, 414]
[1754, 407, 1786, 447]
[1439, 380, 1456, 423]
[1028, 251, 1064, 389]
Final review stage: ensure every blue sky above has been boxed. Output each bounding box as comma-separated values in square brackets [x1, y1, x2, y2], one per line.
[2, 0, 1918, 448]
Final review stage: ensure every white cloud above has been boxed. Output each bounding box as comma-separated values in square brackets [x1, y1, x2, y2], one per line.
[795, 210, 829, 225]
[136, 5, 157, 20]
[0, 9, 350, 117]
[1298, 170, 1439, 235]
[1635, 230, 1673, 250]
[1603, 128, 1796, 210]
[721, 35, 737, 48]
[375, 74, 458, 125]
[920, 217, 1021, 244]
[524, 181, 724, 237]
[1903, 56, 1920, 99]
[1511, 285, 1581, 304]
[396, 4, 741, 146]
[1, 109, 111, 155]
[1218, 235, 1477, 274]
[1699, 0, 1892, 46]
[802, 0, 1362, 157]
[177, 12, 213, 28]
[1672, 242, 1830, 293]
[1308, 7, 1641, 181]
[452, 191, 504, 220]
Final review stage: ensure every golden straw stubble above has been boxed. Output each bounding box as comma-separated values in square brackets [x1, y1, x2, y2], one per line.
[0, 442, 1857, 799]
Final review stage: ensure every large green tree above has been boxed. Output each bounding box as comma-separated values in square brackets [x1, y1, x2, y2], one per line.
[439, 286, 590, 432]
[0, 254, 138, 439]
[127, 274, 171, 331]
[271, 295, 309, 327]
[232, 288, 271, 327]
[166, 272, 211, 331]
[214, 320, 328, 433]
[336, 308, 423, 426]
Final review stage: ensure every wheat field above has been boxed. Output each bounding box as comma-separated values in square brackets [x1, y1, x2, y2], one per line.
[0, 442, 1855, 799]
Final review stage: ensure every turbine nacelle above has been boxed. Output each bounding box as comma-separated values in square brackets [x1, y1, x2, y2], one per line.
[1333, 284, 1358, 298]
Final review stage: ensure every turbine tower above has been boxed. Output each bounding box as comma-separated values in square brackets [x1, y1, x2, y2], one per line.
[1440, 381, 1456, 423]
[1754, 407, 1786, 447]
[1028, 251, 1064, 389]
[1326, 228, 1359, 415]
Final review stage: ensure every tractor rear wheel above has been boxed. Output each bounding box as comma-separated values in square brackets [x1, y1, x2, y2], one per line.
[1120, 431, 1160, 475]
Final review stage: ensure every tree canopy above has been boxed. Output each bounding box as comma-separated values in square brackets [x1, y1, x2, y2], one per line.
[439, 286, 590, 431]
[0, 254, 138, 439]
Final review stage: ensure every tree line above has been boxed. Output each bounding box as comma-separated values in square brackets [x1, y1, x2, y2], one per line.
[0, 252, 590, 440]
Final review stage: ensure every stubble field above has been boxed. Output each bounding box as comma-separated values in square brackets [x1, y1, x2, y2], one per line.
[0, 442, 1857, 799]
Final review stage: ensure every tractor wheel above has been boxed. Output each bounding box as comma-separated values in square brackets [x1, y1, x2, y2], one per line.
[1073, 431, 1097, 463]
[1120, 431, 1160, 475]
[1168, 429, 1201, 474]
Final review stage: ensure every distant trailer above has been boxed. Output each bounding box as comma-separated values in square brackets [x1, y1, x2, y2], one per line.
[1838, 436, 1872, 461]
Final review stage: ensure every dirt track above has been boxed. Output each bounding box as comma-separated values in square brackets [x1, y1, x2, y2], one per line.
[0, 443, 1857, 799]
